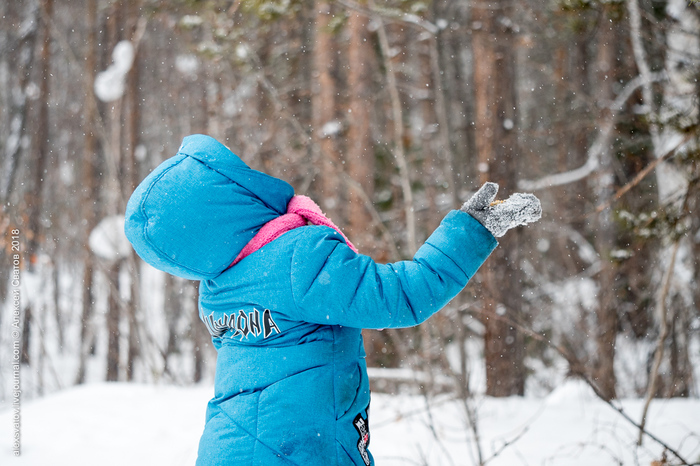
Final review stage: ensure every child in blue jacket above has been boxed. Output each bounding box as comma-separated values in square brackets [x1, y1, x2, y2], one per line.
[124, 134, 541, 465]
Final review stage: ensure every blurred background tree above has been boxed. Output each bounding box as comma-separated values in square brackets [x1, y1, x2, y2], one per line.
[0, 0, 698, 409]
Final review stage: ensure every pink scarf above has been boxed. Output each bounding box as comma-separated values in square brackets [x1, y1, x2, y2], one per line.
[232, 195, 358, 265]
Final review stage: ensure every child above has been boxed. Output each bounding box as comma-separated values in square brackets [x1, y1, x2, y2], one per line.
[124, 134, 541, 465]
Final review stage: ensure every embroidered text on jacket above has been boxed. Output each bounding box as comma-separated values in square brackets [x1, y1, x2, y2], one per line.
[203, 308, 281, 339]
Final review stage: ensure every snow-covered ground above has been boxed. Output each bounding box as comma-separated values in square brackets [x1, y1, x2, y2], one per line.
[1, 380, 698, 465]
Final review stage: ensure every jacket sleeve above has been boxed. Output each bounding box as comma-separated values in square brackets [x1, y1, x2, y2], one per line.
[289, 210, 498, 329]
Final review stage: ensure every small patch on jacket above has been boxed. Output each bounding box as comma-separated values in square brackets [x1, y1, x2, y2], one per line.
[202, 308, 281, 339]
[353, 410, 370, 466]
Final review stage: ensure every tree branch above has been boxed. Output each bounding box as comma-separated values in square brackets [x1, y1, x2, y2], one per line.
[341, 173, 402, 261]
[590, 132, 693, 216]
[518, 71, 667, 192]
[336, 0, 439, 35]
[627, 0, 661, 151]
[373, 6, 417, 255]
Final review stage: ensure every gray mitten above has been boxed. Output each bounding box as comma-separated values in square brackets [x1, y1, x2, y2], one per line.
[460, 182, 542, 237]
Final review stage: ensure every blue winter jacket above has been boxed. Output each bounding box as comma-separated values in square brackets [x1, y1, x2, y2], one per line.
[124, 134, 498, 465]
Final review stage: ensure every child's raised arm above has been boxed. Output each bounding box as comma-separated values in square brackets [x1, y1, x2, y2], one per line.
[290, 184, 541, 329]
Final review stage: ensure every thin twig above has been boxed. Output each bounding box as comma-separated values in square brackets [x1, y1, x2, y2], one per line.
[464, 304, 692, 465]
[590, 132, 694, 217]
[484, 425, 531, 465]
[428, 33, 459, 210]
[419, 390, 457, 466]
[342, 174, 402, 261]
[92, 257, 181, 384]
[452, 308, 485, 465]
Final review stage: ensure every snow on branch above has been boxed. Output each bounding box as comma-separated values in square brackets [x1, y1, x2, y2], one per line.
[518, 71, 667, 192]
[336, 0, 440, 35]
[94, 41, 135, 102]
[93, 18, 147, 103]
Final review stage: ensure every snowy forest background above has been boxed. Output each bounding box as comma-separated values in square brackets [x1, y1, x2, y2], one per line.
[1, 0, 699, 464]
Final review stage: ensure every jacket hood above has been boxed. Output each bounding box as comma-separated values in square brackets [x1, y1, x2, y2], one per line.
[124, 134, 294, 280]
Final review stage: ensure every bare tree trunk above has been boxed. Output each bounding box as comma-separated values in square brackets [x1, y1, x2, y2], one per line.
[441, 1, 477, 199]
[453, 306, 484, 465]
[52, 263, 64, 349]
[638, 238, 679, 443]
[22, 0, 54, 367]
[163, 273, 184, 376]
[32, 0, 52, 245]
[76, 0, 99, 385]
[591, 5, 619, 400]
[106, 262, 121, 381]
[376, 20, 415, 255]
[123, 0, 141, 381]
[418, 38, 441, 236]
[430, 0, 459, 210]
[554, 24, 588, 235]
[192, 281, 208, 383]
[312, 1, 341, 220]
[126, 255, 140, 381]
[642, 0, 699, 402]
[669, 304, 692, 397]
[0, 1, 38, 207]
[471, 0, 524, 397]
[101, 1, 125, 383]
[346, 3, 375, 251]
